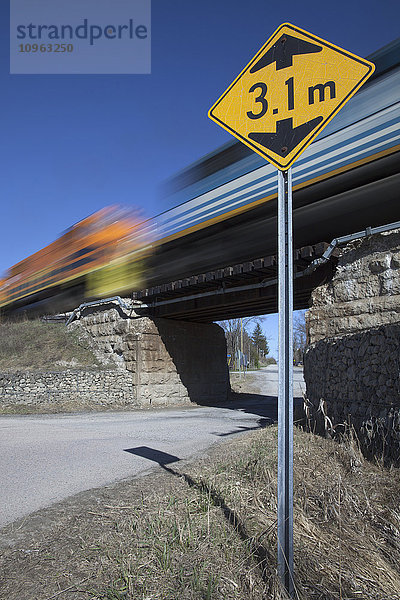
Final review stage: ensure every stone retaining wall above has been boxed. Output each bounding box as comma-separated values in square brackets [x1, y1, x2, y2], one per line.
[0, 369, 136, 410]
[304, 324, 400, 462]
[304, 229, 400, 463]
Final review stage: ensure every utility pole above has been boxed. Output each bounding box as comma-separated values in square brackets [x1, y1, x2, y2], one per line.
[240, 318, 244, 377]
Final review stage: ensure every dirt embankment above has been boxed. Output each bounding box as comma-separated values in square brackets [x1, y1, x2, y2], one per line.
[0, 319, 104, 372]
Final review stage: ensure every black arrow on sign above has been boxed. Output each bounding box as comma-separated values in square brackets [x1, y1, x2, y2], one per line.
[250, 34, 322, 73]
[248, 116, 323, 157]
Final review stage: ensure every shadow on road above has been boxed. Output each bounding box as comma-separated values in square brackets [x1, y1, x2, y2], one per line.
[209, 391, 304, 437]
[124, 446, 181, 464]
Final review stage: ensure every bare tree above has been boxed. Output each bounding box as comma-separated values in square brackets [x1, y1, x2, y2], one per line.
[218, 316, 264, 369]
[293, 311, 307, 364]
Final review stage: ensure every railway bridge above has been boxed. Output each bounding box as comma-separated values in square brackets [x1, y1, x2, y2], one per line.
[133, 38, 399, 321]
[1, 39, 399, 456]
[74, 37, 399, 459]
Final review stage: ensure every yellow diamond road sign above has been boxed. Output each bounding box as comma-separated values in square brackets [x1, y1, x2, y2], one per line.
[208, 23, 375, 170]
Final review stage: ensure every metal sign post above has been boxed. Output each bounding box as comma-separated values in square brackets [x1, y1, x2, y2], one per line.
[277, 168, 294, 595]
[208, 22, 375, 597]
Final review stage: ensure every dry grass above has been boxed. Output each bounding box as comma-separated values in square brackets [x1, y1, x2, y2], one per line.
[230, 372, 256, 394]
[0, 318, 103, 371]
[0, 425, 399, 600]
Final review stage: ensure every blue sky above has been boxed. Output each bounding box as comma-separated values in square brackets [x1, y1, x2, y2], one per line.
[1, 0, 399, 353]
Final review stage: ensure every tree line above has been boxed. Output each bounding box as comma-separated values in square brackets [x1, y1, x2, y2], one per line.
[219, 311, 307, 370]
[218, 317, 271, 370]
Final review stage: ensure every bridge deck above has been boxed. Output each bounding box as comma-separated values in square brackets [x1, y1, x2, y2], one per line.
[135, 243, 336, 321]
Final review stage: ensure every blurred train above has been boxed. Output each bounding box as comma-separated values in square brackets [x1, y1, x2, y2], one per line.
[1, 37, 399, 316]
[0, 207, 149, 315]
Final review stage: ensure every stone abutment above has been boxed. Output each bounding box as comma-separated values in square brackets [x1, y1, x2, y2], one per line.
[68, 305, 230, 407]
[304, 228, 400, 463]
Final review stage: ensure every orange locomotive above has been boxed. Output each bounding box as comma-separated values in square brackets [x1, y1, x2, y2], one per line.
[0, 206, 148, 314]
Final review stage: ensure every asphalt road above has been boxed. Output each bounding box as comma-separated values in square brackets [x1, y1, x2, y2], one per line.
[0, 366, 304, 528]
[234, 365, 305, 397]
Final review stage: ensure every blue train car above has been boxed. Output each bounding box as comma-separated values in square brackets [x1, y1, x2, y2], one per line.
[145, 38, 399, 285]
